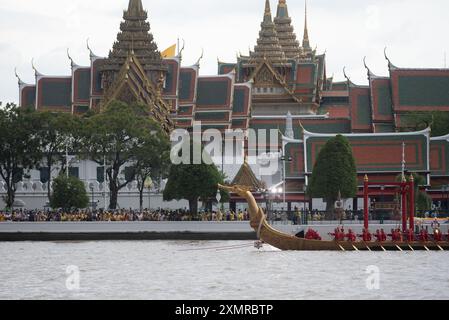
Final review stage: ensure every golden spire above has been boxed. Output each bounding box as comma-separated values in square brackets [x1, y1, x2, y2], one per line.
[276, 0, 288, 17]
[264, 0, 272, 22]
[302, 0, 311, 49]
[127, 0, 144, 16]
[251, 0, 287, 63]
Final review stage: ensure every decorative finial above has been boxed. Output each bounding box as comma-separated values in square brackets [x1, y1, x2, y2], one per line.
[178, 39, 185, 58]
[67, 48, 78, 68]
[195, 48, 204, 66]
[302, 0, 311, 49]
[31, 58, 42, 77]
[384, 47, 398, 70]
[14, 67, 25, 86]
[127, 0, 145, 16]
[364, 175, 369, 182]
[263, 0, 272, 22]
[276, 0, 289, 19]
[363, 56, 375, 79]
[87, 38, 99, 59]
[409, 174, 415, 182]
[343, 67, 350, 82]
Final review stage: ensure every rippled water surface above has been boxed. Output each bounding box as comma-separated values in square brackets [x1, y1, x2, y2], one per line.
[0, 241, 448, 300]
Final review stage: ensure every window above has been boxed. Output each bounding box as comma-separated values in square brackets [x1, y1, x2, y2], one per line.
[97, 167, 105, 183]
[40, 167, 50, 184]
[13, 168, 24, 184]
[124, 167, 135, 182]
[69, 167, 79, 179]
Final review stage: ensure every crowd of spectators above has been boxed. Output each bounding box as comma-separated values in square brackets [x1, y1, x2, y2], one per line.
[0, 208, 251, 222]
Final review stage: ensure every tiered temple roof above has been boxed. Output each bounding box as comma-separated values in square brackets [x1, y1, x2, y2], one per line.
[274, 0, 301, 59]
[102, 0, 165, 76]
[231, 160, 266, 191]
[249, 0, 288, 65]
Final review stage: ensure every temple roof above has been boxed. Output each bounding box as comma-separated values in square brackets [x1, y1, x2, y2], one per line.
[102, 52, 174, 134]
[249, 0, 288, 65]
[274, 0, 301, 59]
[102, 0, 165, 74]
[126, 0, 145, 18]
[301, 1, 312, 55]
[231, 160, 266, 191]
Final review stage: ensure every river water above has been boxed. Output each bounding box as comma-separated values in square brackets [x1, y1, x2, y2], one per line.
[0, 241, 448, 300]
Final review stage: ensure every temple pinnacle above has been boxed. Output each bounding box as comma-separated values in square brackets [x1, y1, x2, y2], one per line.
[277, 0, 288, 18]
[264, 0, 272, 23]
[303, 0, 311, 49]
[127, 0, 145, 16]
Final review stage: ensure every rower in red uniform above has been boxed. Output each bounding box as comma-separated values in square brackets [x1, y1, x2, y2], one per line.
[433, 228, 442, 242]
[339, 227, 345, 241]
[305, 229, 322, 241]
[380, 229, 387, 242]
[406, 229, 414, 242]
[329, 228, 339, 241]
[357, 228, 372, 242]
[419, 228, 429, 242]
[388, 229, 397, 242]
[396, 229, 404, 242]
[374, 229, 382, 242]
[346, 229, 356, 242]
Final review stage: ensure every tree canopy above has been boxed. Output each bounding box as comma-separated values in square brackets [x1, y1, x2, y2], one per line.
[0, 103, 41, 209]
[133, 128, 171, 211]
[307, 135, 358, 213]
[50, 175, 89, 210]
[163, 141, 226, 215]
[79, 100, 170, 209]
[32, 111, 80, 201]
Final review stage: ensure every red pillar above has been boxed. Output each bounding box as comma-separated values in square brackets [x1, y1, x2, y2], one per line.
[409, 175, 415, 231]
[363, 175, 369, 230]
[401, 182, 407, 232]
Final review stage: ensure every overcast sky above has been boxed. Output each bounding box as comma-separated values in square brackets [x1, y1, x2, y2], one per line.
[0, 0, 448, 104]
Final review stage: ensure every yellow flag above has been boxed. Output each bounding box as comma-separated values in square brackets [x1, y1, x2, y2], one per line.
[161, 44, 176, 58]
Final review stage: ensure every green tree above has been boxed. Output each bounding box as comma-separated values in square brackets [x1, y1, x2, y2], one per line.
[32, 111, 79, 201]
[163, 141, 226, 215]
[307, 135, 358, 214]
[133, 132, 171, 212]
[400, 111, 449, 137]
[79, 100, 166, 209]
[164, 164, 225, 215]
[0, 103, 41, 209]
[50, 175, 89, 210]
[396, 173, 432, 213]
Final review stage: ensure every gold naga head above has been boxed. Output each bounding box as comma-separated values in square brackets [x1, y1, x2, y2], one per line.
[217, 184, 252, 197]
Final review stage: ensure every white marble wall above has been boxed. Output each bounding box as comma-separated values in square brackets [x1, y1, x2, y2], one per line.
[0, 159, 190, 210]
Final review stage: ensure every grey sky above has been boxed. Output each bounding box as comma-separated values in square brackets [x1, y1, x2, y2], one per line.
[0, 0, 448, 104]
